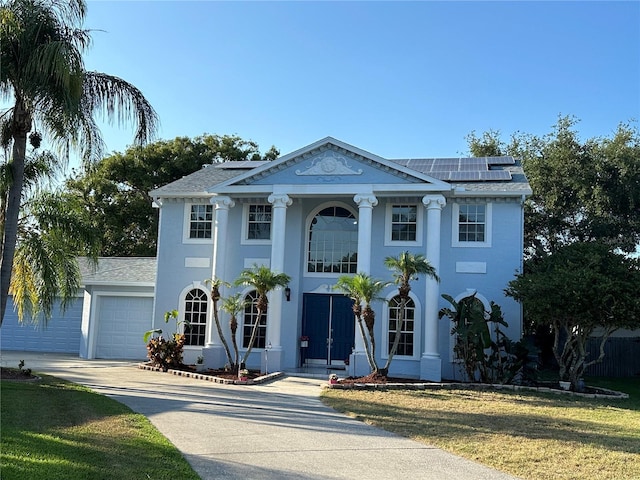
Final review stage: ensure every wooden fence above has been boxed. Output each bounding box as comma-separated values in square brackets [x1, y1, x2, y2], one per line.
[585, 336, 640, 377]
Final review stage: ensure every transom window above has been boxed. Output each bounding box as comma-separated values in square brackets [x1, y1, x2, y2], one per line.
[391, 205, 418, 241]
[189, 204, 213, 239]
[184, 289, 208, 346]
[247, 204, 272, 240]
[458, 204, 485, 242]
[243, 290, 267, 349]
[307, 205, 358, 274]
[387, 296, 415, 357]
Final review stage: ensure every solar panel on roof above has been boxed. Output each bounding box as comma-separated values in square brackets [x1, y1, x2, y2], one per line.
[214, 161, 268, 169]
[486, 156, 516, 165]
[479, 171, 512, 180]
[449, 171, 481, 181]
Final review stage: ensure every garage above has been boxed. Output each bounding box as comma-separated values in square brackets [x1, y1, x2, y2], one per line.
[1, 298, 83, 354]
[95, 295, 153, 360]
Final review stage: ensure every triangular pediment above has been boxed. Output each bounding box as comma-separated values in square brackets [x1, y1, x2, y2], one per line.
[208, 137, 451, 194]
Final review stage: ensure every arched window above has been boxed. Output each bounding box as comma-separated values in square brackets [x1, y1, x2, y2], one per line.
[307, 205, 358, 274]
[387, 296, 416, 356]
[243, 290, 267, 349]
[184, 289, 208, 346]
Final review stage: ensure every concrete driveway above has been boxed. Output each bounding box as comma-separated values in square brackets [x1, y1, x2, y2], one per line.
[1, 351, 519, 480]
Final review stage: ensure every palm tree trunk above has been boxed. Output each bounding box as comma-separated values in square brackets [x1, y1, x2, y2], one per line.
[0, 105, 30, 326]
[212, 299, 233, 366]
[356, 314, 376, 373]
[383, 296, 408, 372]
[230, 316, 239, 371]
[241, 307, 264, 366]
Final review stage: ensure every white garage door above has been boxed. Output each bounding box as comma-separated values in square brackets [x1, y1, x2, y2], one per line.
[1, 297, 82, 353]
[96, 296, 153, 360]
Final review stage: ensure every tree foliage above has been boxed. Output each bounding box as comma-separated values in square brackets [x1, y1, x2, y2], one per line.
[234, 264, 290, 365]
[64, 134, 279, 256]
[381, 251, 438, 374]
[505, 242, 640, 388]
[467, 116, 640, 257]
[335, 273, 390, 374]
[0, 0, 158, 325]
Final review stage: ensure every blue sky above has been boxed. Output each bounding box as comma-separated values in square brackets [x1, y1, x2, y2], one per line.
[77, 0, 639, 166]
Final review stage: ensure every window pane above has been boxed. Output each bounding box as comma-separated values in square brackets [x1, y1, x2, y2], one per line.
[184, 289, 208, 346]
[307, 206, 358, 274]
[247, 205, 272, 240]
[189, 205, 213, 239]
[458, 204, 486, 242]
[387, 296, 415, 356]
[243, 291, 267, 348]
[391, 205, 417, 242]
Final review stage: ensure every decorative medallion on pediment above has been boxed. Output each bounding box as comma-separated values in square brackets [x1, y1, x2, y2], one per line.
[295, 151, 363, 177]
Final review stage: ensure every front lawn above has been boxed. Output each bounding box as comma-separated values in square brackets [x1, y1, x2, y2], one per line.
[321, 377, 640, 480]
[1, 374, 200, 480]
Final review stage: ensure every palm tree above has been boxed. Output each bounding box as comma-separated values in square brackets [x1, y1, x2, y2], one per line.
[220, 292, 248, 373]
[204, 277, 233, 367]
[10, 190, 101, 322]
[382, 251, 439, 374]
[335, 273, 389, 374]
[234, 265, 290, 366]
[0, 0, 158, 325]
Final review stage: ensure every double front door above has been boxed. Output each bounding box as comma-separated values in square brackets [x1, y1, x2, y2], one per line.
[302, 294, 355, 366]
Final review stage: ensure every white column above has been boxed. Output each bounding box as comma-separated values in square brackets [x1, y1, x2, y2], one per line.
[265, 194, 291, 372]
[351, 193, 378, 376]
[206, 196, 234, 347]
[354, 194, 378, 274]
[421, 194, 446, 381]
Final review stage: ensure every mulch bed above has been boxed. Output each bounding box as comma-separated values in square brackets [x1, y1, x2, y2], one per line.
[330, 373, 628, 399]
[0, 367, 38, 381]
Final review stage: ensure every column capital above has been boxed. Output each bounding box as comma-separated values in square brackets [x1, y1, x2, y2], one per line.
[268, 193, 292, 208]
[422, 194, 446, 210]
[353, 193, 378, 208]
[210, 196, 235, 209]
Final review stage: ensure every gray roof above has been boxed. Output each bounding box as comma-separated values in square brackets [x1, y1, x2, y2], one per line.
[79, 257, 157, 286]
[149, 139, 531, 198]
[149, 165, 249, 197]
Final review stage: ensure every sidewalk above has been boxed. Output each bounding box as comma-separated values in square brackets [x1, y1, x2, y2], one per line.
[1, 351, 519, 480]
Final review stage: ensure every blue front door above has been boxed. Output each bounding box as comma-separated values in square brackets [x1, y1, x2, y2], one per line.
[302, 294, 355, 365]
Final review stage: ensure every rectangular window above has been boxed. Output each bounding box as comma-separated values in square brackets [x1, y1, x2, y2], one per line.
[189, 204, 213, 239]
[247, 204, 272, 240]
[391, 205, 418, 241]
[384, 203, 422, 246]
[458, 204, 485, 242]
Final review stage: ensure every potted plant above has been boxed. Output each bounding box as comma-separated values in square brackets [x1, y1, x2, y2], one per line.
[195, 355, 205, 371]
[329, 373, 339, 385]
[239, 368, 249, 381]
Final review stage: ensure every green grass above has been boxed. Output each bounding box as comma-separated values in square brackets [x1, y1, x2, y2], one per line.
[1, 375, 200, 480]
[321, 377, 640, 480]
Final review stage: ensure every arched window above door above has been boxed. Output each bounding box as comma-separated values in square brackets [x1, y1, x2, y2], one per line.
[307, 204, 358, 275]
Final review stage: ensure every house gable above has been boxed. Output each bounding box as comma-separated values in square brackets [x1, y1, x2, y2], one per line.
[208, 137, 452, 196]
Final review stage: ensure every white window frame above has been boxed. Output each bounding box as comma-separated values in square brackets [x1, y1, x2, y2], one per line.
[304, 202, 359, 278]
[241, 203, 272, 245]
[384, 203, 423, 246]
[183, 203, 214, 244]
[183, 288, 209, 347]
[241, 289, 268, 350]
[381, 290, 421, 361]
[451, 202, 492, 248]
[178, 282, 211, 351]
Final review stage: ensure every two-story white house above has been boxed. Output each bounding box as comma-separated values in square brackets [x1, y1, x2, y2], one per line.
[149, 137, 530, 381]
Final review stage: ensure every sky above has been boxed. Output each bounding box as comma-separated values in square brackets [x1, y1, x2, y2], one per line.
[68, 1, 640, 168]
